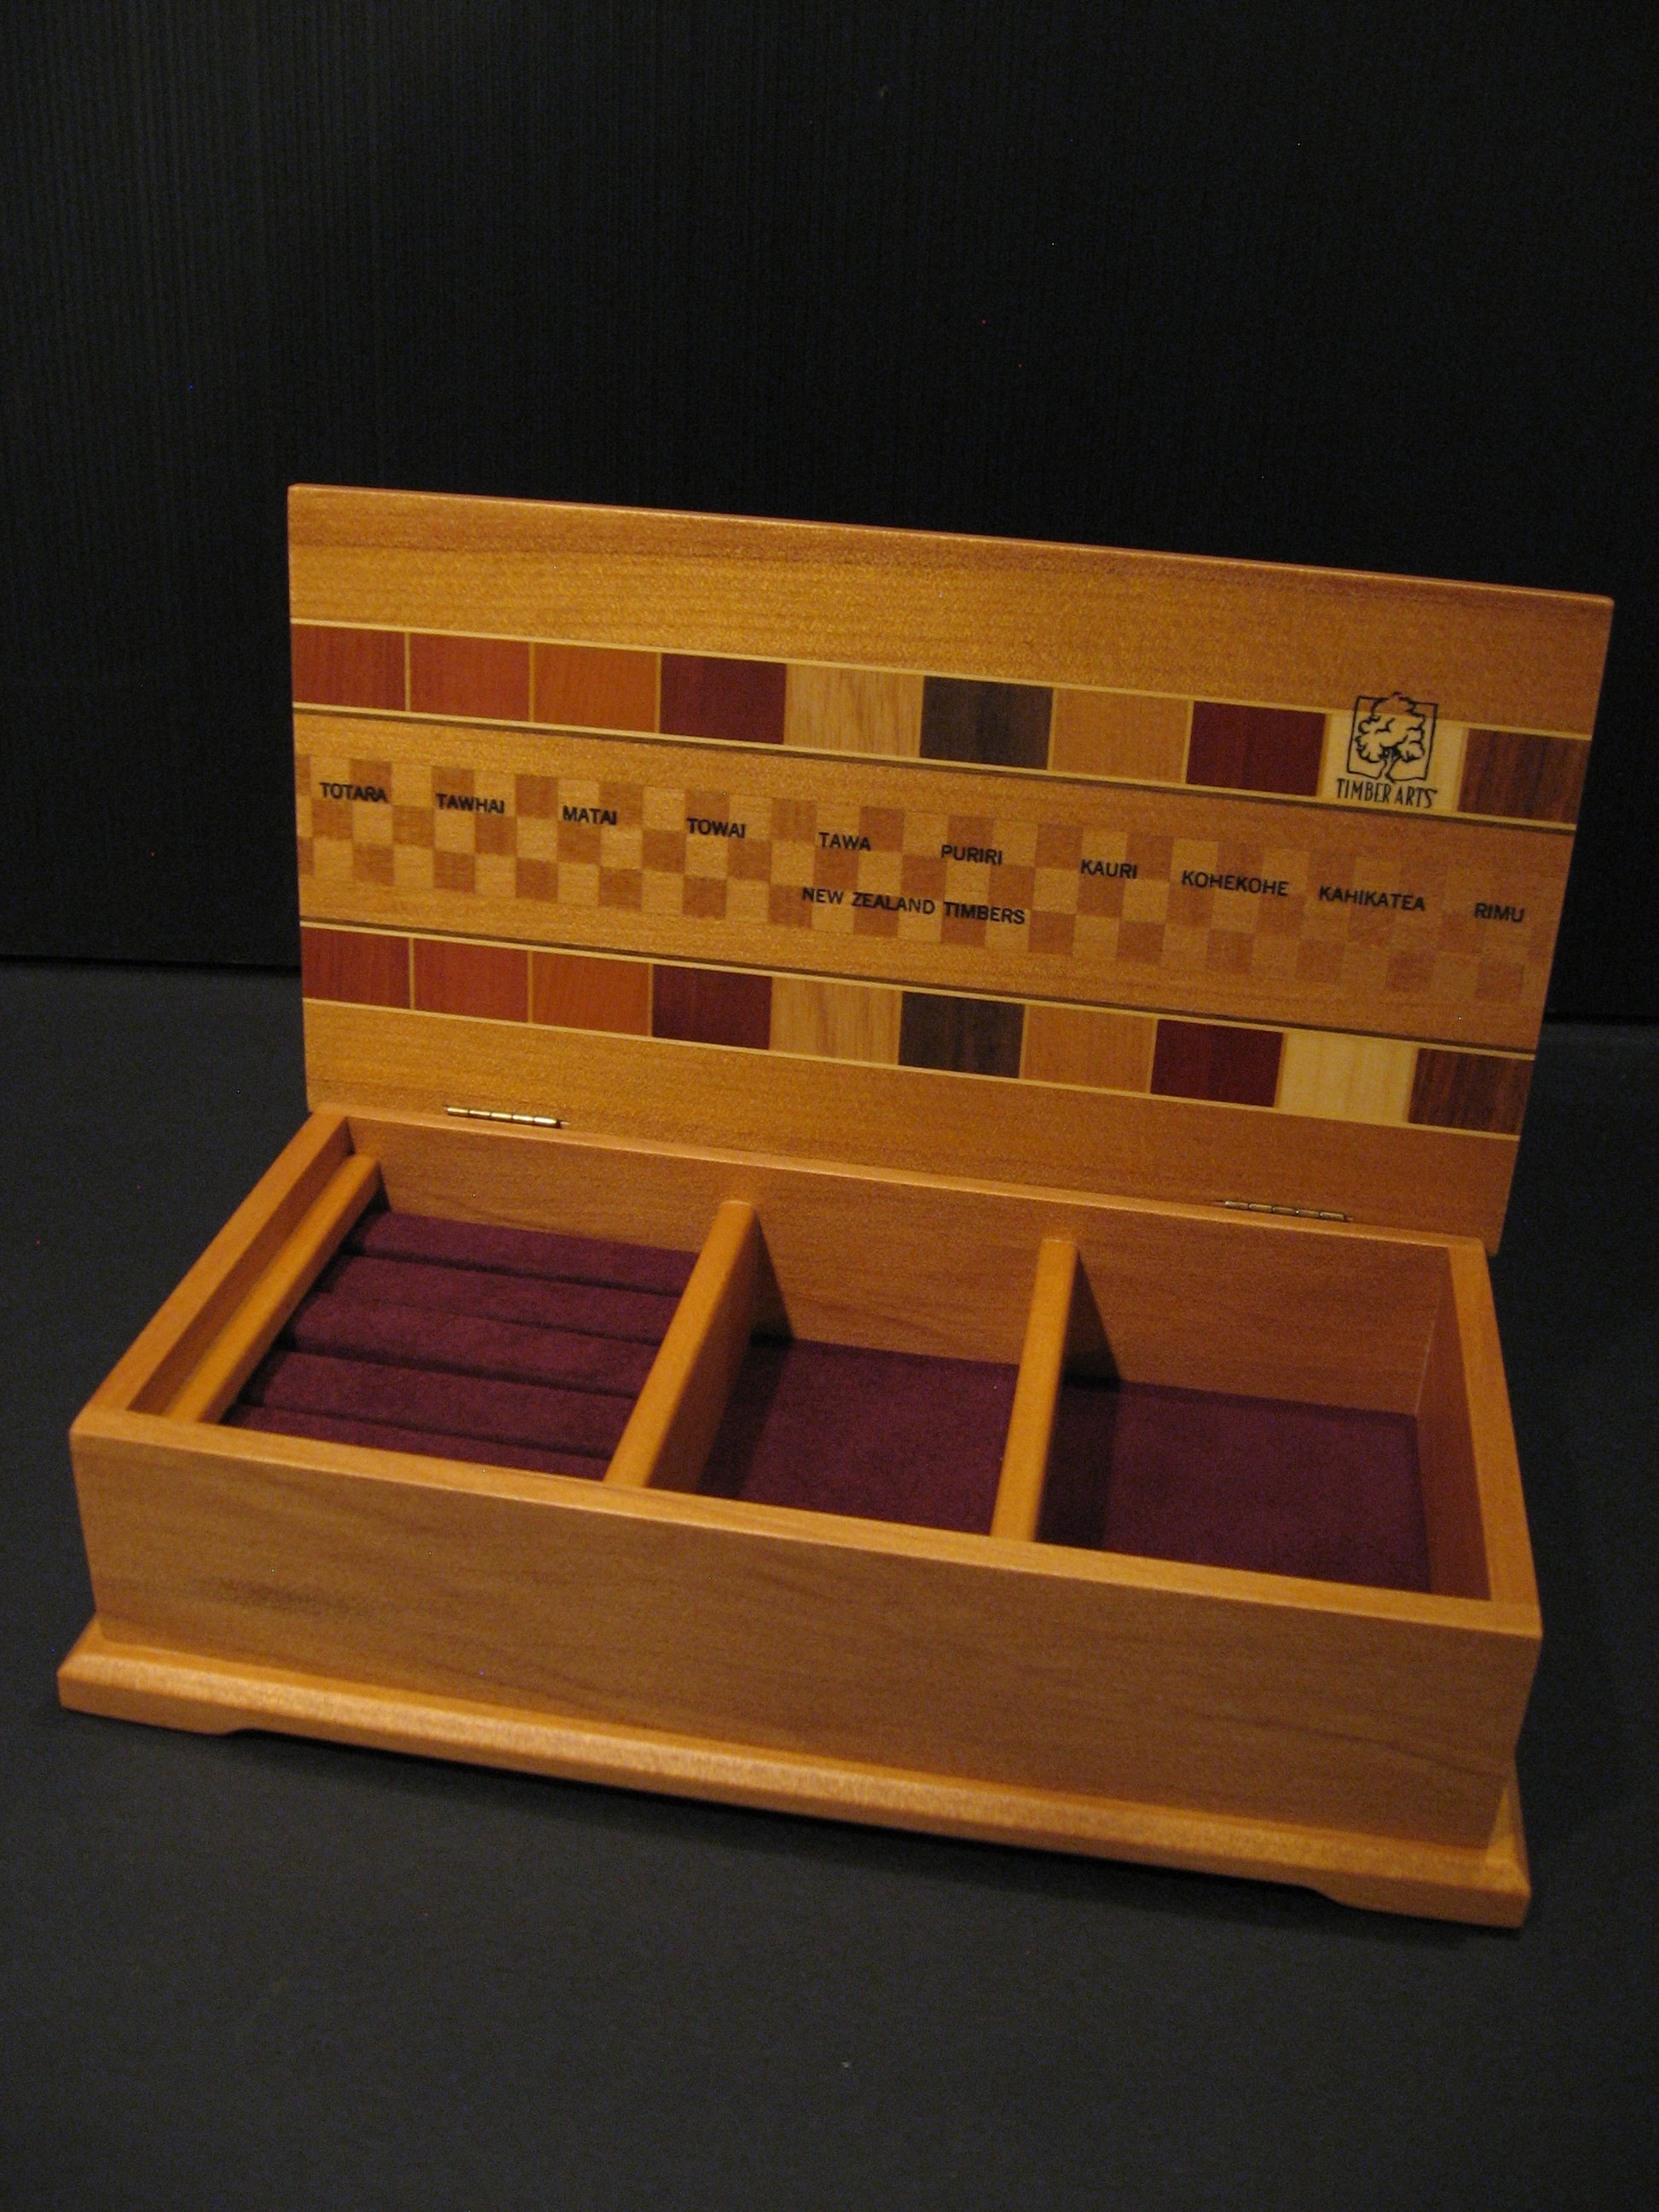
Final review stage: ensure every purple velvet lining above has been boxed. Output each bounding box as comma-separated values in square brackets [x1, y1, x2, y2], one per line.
[224, 1403, 610, 1479]
[226, 1216, 679, 1474]
[286, 1291, 658, 1396]
[226, 1210, 1428, 1592]
[315, 1252, 679, 1343]
[347, 1210, 696, 1294]
[1040, 1381, 1430, 1591]
[697, 1339, 1017, 1534]
[240, 1348, 635, 1458]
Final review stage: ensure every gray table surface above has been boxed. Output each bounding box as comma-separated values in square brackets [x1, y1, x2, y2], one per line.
[3, 963, 1655, 2210]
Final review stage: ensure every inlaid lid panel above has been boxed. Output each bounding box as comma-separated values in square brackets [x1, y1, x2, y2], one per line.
[290, 487, 1610, 1249]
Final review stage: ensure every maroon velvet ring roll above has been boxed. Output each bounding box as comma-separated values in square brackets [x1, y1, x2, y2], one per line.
[225, 1210, 697, 1479]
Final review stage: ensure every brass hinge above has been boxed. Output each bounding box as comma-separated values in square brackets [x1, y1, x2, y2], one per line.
[445, 1104, 565, 1129]
[1222, 1198, 1350, 1222]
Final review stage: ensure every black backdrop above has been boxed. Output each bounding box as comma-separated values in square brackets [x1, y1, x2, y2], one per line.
[3, 1, 1655, 1012]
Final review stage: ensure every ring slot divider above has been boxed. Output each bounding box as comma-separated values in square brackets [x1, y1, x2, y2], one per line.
[990, 1237, 1079, 1542]
[166, 1152, 383, 1424]
[604, 1199, 760, 1492]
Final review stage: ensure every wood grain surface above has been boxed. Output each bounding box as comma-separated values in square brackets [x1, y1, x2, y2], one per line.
[62, 1094, 1543, 1920]
[767, 977, 903, 1063]
[1460, 729, 1591, 823]
[1276, 1032, 1419, 1125]
[531, 643, 657, 732]
[305, 1001, 1525, 1247]
[166, 1153, 383, 1424]
[783, 665, 926, 757]
[529, 950, 652, 1034]
[294, 713, 1574, 1054]
[991, 1239, 1077, 1541]
[605, 1201, 759, 1492]
[288, 488, 1610, 735]
[54, 1623, 1534, 1922]
[1047, 689, 1191, 784]
[1020, 1005, 1158, 1092]
[68, 1401, 1539, 1850]
[343, 1110, 1458, 1405]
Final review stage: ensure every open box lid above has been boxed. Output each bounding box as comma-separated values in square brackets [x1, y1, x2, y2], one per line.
[289, 486, 1610, 1251]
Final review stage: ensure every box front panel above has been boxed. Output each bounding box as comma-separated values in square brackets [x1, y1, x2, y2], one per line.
[76, 1422, 1539, 1851]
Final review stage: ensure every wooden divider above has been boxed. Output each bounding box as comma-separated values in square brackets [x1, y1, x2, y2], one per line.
[990, 1239, 1078, 1542]
[167, 1154, 384, 1424]
[605, 1199, 760, 1492]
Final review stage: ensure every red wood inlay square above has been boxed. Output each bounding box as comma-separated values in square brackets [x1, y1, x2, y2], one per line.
[1150, 1019, 1283, 1106]
[291, 627, 404, 711]
[1186, 704, 1326, 797]
[650, 966, 772, 1048]
[659, 656, 787, 745]
[300, 927, 409, 1008]
[412, 939, 529, 1021]
[1408, 1049, 1531, 1133]
[410, 634, 532, 721]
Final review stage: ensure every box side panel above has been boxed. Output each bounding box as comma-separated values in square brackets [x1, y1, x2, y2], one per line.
[75, 1418, 1539, 1849]
[1448, 1242, 1540, 1610]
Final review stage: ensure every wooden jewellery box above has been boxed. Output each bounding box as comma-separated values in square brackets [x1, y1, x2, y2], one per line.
[60, 487, 1611, 1924]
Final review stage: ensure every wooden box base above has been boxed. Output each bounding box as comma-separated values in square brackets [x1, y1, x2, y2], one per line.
[61, 1106, 1542, 1926]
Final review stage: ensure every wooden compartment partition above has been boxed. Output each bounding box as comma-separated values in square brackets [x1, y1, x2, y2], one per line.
[59, 488, 1610, 1925]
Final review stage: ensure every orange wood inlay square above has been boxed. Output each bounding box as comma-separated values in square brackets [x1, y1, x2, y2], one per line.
[299, 927, 409, 1008]
[291, 626, 404, 710]
[532, 644, 658, 732]
[1022, 1006, 1157, 1092]
[1049, 690, 1190, 783]
[529, 951, 651, 1034]
[412, 939, 529, 1021]
[410, 635, 531, 721]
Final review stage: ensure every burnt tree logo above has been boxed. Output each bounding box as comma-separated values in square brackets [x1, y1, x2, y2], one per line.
[1347, 692, 1436, 783]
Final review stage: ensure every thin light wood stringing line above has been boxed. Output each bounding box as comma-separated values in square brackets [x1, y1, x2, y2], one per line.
[991, 1238, 1078, 1542]
[166, 1153, 383, 1424]
[605, 1200, 759, 1492]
